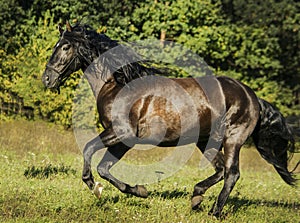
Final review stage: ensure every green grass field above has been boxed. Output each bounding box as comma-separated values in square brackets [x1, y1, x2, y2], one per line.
[0, 120, 299, 223]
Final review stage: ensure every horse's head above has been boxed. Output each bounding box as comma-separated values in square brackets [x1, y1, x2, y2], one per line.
[42, 21, 82, 89]
[42, 21, 117, 90]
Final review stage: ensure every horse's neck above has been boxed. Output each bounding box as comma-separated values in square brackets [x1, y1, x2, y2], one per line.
[83, 57, 114, 98]
[80, 38, 118, 98]
[84, 74, 105, 98]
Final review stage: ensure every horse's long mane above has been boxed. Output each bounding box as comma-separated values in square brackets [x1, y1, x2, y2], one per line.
[64, 23, 158, 85]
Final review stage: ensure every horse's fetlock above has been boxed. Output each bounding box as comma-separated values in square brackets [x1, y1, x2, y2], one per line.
[193, 186, 206, 196]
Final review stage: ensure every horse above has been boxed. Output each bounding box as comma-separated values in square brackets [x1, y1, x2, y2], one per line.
[42, 22, 298, 217]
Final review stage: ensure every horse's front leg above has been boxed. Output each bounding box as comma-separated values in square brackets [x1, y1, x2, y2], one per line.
[97, 143, 148, 198]
[82, 129, 118, 191]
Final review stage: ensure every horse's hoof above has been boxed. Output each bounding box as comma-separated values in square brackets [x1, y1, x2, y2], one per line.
[191, 195, 204, 210]
[136, 185, 148, 198]
[208, 205, 221, 218]
[93, 182, 103, 199]
[209, 211, 221, 219]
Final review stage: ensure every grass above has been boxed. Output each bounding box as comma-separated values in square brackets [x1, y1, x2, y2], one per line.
[0, 120, 299, 222]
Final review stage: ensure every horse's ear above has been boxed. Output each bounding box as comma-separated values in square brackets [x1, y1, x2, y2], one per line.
[58, 24, 64, 36]
[66, 20, 72, 32]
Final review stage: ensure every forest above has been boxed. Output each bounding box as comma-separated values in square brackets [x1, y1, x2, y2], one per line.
[0, 0, 299, 127]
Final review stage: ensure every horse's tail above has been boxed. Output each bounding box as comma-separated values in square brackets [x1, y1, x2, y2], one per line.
[252, 98, 299, 186]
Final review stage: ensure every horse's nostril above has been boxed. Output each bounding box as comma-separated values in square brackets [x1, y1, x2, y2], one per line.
[43, 74, 50, 86]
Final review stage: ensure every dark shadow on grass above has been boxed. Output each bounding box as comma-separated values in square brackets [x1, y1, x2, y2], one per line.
[94, 194, 121, 207]
[149, 189, 190, 199]
[226, 196, 300, 214]
[92, 189, 190, 208]
[91, 190, 299, 216]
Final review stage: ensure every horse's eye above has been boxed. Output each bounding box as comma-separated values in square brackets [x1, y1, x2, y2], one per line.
[62, 45, 71, 51]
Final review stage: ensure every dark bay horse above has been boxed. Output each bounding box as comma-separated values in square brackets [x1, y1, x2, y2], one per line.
[42, 22, 298, 217]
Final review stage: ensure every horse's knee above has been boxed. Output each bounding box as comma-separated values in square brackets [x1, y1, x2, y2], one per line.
[83, 135, 104, 160]
[83, 141, 94, 158]
[232, 170, 240, 183]
[212, 152, 224, 171]
[216, 168, 225, 181]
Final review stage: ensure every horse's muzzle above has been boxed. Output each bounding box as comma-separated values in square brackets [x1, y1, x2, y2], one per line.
[42, 69, 60, 89]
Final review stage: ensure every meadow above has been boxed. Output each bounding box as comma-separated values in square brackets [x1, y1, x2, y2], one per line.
[0, 120, 299, 223]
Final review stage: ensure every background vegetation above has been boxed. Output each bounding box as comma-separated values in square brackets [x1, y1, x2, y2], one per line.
[0, 0, 299, 127]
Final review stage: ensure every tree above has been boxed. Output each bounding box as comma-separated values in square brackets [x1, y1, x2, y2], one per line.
[0, 0, 26, 54]
[221, 0, 300, 113]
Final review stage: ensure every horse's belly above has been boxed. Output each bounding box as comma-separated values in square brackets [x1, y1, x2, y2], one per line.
[136, 111, 211, 146]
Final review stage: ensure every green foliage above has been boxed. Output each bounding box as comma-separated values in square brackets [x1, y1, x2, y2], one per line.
[0, 0, 299, 127]
[0, 12, 83, 126]
[220, 0, 300, 114]
[0, 0, 26, 54]
[126, 0, 223, 40]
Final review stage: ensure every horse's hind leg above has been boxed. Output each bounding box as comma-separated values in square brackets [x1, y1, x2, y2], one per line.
[97, 143, 148, 198]
[192, 146, 225, 210]
[209, 141, 241, 217]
